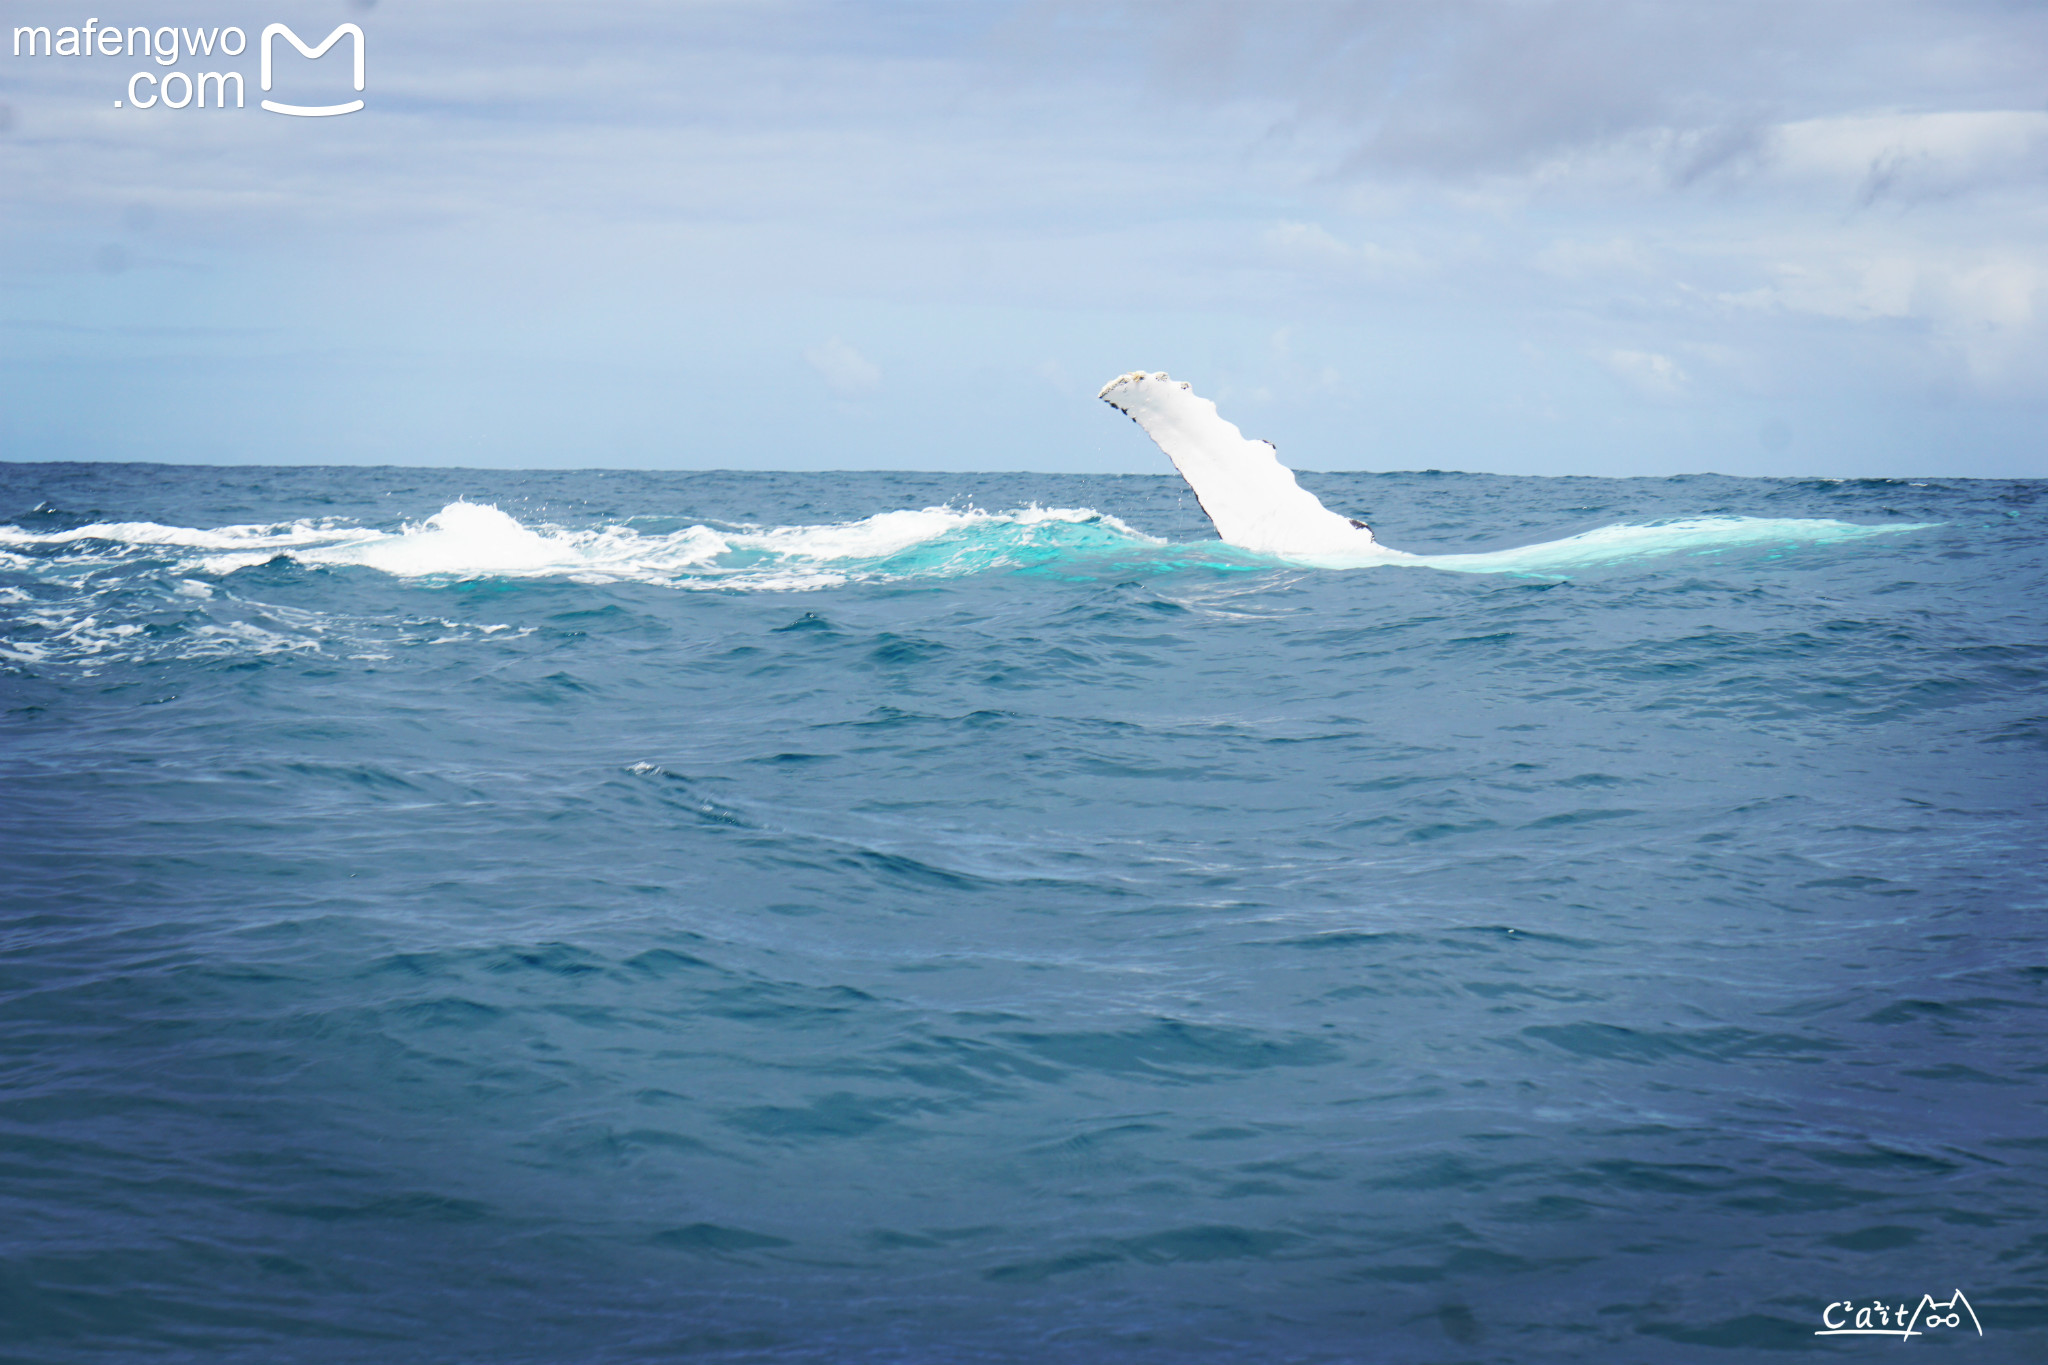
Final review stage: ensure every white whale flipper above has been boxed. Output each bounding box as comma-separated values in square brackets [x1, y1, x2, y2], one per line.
[1098, 371, 1380, 559]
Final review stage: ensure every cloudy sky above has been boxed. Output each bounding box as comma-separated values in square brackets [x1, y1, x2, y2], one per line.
[2, 0, 2044, 475]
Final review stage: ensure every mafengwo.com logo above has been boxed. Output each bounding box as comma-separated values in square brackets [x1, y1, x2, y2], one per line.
[11, 19, 364, 116]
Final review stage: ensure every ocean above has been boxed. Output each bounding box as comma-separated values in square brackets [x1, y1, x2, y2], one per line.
[1, 461, 2042, 1362]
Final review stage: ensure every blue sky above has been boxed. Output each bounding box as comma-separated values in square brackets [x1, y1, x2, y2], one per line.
[2, 0, 2044, 476]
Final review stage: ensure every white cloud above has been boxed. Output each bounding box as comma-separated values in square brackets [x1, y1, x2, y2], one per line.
[1536, 236, 1657, 280]
[1600, 349, 1687, 398]
[803, 337, 881, 397]
[1769, 110, 2048, 204]
[1263, 221, 1425, 279]
[1033, 357, 1073, 392]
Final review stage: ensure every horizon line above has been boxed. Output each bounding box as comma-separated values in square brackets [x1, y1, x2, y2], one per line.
[0, 458, 2009, 484]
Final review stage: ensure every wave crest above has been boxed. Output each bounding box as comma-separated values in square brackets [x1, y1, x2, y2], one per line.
[0, 501, 1935, 588]
[0, 501, 1164, 591]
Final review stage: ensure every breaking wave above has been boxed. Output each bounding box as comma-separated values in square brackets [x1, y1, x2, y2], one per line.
[0, 500, 1930, 593]
[0, 501, 1159, 592]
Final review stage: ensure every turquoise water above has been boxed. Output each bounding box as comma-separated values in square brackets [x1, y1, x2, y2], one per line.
[2, 463, 2043, 1362]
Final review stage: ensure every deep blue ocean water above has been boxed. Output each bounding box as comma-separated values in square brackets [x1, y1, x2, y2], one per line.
[1, 462, 2043, 1363]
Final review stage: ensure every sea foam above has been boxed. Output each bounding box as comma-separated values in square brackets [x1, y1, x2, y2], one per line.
[0, 498, 1930, 593]
[0, 501, 1156, 591]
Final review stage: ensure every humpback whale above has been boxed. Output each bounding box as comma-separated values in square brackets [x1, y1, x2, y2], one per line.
[1098, 370, 1931, 574]
[1097, 371, 1381, 560]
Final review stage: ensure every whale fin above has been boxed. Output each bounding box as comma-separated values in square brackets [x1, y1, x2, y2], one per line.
[1098, 371, 1374, 557]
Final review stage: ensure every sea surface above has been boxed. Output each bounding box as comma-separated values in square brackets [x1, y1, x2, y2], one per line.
[1, 462, 2043, 1363]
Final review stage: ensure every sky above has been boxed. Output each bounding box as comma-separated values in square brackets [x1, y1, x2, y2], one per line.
[1, 0, 2044, 477]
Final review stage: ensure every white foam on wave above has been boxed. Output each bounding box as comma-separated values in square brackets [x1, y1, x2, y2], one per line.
[0, 496, 1934, 592]
[1, 501, 1158, 591]
[0, 518, 351, 552]
[1297, 515, 1933, 573]
[289, 502, 696, 580]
